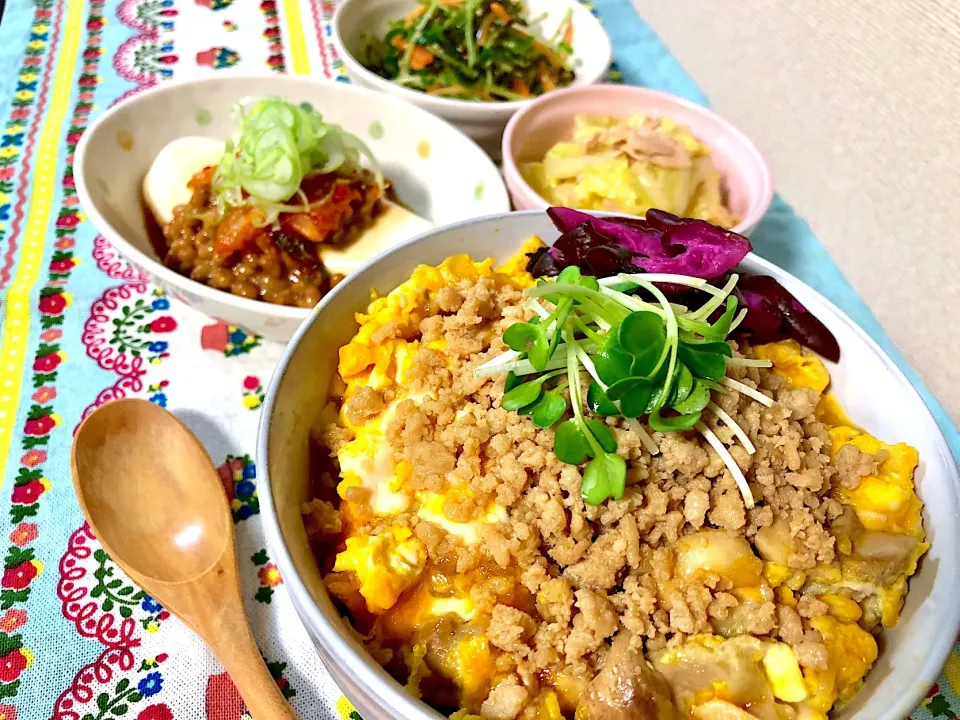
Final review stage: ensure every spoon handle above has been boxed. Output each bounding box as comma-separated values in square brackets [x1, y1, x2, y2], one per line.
[207, 599, 297, 720]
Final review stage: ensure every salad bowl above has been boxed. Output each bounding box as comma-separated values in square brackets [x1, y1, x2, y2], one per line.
[257, 210, 960, 720]
[333, 0, 612, 158]
[74, 74, 510, 342]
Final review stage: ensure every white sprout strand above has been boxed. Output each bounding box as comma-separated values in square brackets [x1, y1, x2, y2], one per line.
[722, 378, 776, 407]
[614, 273, 727, 297]
[686, 273, 739, 321]
[707, 401, 756, 454]
[697, 421, 755, 508]
[475, 349, 520, 374]
[475, 341, 600, 378]
[573, 343, 604, 389]
[576, 304, 612, 332]
[729, 307, 749, 332]
[725, 357, 773, 368]
[625, 417, 659, 455]
[527, 299, 551, 319]
[476, 352, 566, 378]
[598, 286, 664, 316]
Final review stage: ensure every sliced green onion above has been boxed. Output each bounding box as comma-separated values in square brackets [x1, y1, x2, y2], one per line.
[212, 97, 382, 225]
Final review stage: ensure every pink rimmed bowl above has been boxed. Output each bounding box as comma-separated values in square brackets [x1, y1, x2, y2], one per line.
[502, 84, 774, 237]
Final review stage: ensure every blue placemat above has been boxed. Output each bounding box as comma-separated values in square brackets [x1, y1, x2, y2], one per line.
[593, 0, 959, 463]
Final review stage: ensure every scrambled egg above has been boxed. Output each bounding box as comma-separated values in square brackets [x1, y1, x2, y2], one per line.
[330, 241, 541, 620]
[759, 340, 927, 631]
[332, 526, 425, 612]
[325, 261, 925, 720]
[751, 340, 830, 393]
[659, 341, 925, 717]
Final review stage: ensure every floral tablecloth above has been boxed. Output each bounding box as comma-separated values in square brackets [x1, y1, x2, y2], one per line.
[0, 0, 956, 718]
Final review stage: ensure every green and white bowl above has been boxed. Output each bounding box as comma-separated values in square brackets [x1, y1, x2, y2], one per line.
[333, 0, 612, 159]
[75, 74, 509, 342]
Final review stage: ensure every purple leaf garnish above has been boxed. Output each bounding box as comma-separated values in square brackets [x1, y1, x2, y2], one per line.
[528, 207, 840, 362]
[534, 207, 752, 281]
[734, 276, 840, 362]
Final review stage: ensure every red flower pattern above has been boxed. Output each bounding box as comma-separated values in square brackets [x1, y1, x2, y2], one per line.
[11, 481, 46, 505]
[38, 293, 67, 316]
[49, 257, 74, 271]
[150, 316, 177, 333]
[2, 562, 38, 591]
[23, 415, 57, 437]
[137, 705, 173, 720]
[0, 650, 28, 684]
[33, 352, 63, 372]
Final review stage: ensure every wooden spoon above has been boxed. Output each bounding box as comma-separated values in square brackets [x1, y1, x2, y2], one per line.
[71, 398, 296, 720]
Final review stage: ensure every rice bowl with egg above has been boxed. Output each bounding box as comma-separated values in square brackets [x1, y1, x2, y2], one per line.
[258, 210, 960, 720]
[292, 209, 932, 720]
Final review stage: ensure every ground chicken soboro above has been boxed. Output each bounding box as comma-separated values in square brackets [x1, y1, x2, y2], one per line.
[302, 247, 927, 720]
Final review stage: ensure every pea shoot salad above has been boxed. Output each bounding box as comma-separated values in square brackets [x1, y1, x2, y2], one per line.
[476, 267, 778, 508]
[361, 0, 575, 101]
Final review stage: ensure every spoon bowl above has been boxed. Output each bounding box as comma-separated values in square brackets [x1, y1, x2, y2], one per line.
[73, 399, 229, 583]
[72, 398, 296, 720]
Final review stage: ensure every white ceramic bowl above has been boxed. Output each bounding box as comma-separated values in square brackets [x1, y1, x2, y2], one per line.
[74, 74, 510, 342]
[258, 210, 960, 720]
[333, 0, 612, 158]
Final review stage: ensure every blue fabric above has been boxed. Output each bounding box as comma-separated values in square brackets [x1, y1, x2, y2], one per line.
[593, 0, 959, 463]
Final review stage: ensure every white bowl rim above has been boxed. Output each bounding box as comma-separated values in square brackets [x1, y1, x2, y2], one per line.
[74, 72, 510, 323]
[332, 0, 613, 117]
[257, 209, 960, 720]
[500, 82, 776, 236]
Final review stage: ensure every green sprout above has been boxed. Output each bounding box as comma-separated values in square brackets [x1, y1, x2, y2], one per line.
[474, 270, 772, 507]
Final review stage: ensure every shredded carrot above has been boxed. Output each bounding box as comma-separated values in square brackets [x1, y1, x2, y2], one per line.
[532, 39, 563, 69]
[490, 2, 510, 22]
[410, 46, 434, 70]
[478, 14, 494, 45]
[391, 36, 434, 69]
[511, 77, 531, 97]
[562, 20, 574, 45]
[405, 5, 425, 23]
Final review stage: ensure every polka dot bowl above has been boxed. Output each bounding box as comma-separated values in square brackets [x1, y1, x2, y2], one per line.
[74, 74, 509, 342]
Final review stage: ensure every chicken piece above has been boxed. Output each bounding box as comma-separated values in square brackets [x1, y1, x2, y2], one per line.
[576, 633, 677, 720]
[846, 531, 920, 585]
